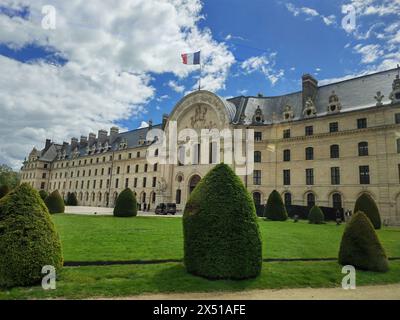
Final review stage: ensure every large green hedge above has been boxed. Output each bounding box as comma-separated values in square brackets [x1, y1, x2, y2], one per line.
[0, 185, 10, 199]
[339, 211, 388, 272]
[183, 164, 262, 280]
[0, 183, 63, 287]
[66, 192, 78, 206]
[113, 188, 138, 217]
[44, 190, 65, 214]
[354, 193, 381, 229]
[308, 205, 325, 224]
[264, 190, 288, 221]
[38, 190, 49, 201]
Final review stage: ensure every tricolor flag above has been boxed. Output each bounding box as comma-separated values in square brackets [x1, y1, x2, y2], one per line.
[181, 51, 201, 65]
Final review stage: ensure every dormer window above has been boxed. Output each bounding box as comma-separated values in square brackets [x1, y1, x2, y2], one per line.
[282, 105, 294, 121]
[303, 97, 317, 118]
[252, 106, 264, 124]
[327, 91, 341, 113]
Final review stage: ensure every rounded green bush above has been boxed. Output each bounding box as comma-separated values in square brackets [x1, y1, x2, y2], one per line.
[183, 163, 262, 280]
[113, 188, 138, 217]
[44, 190, 65, 214]
[66, 192, 78, 206]
[0, 185, 10, 199]
[339, 211, 388, 272]
[38, 190, 48, 201]
[308, 205, 325, 224]
[264, 190, 288, 221]
[0, 183, 63, 287]
[354, 193, 381, 229]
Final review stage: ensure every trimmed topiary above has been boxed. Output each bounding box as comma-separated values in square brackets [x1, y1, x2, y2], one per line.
[0, 185, 10, 199]
[183, 163, 262, 280]
[66, 192, 78, 206]
[264, 190, 288, 221]
[308, 205, 325, 224]
[38, 190, 48, 201]
[0, 183, 63, 287]
[44, 190, 65, 214]
[113, 188, 138, 217]
[354, 193, 381, 229]
[339, 211, 388, 272]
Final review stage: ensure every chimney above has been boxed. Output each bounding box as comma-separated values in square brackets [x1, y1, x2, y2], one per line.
[162, 114, 169, 129]
[88, 132, 96, 146]
[62, 141, 69, 149]
[44, 139, 51, 151]
[98, 129, 108, 144]
[302, 74, 318, 108]
[71, 137, 78, 150]
[110, 127, 119, 144]
[80, 136, 88, 147]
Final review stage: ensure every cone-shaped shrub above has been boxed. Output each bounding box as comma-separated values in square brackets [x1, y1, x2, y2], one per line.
[0, 185, 10, 199]
[0, 183, 63, 287]
[339, 211, 388, 272]
[38, 190, 48, 201]
[308, 205, 325, 224]
[113, 188, 137, 217]
[264, 190, 288, 221]
[183, 164, 262, 280]
[44, 190, 65, 214]
[354, 193, 381, 229]
[66, 192, 78, 206]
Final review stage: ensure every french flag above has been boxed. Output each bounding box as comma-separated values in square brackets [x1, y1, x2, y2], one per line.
[181, 51, 201, 65]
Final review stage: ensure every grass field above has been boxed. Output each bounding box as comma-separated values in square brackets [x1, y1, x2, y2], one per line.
[0, 214, 399, 299]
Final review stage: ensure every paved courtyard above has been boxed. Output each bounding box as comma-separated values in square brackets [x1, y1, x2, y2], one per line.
[65, 206, 182, 217]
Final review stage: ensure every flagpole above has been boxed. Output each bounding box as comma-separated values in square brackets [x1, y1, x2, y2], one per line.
[198, 62, 201, 91]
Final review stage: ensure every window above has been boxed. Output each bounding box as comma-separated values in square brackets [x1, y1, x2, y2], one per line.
[135, 164, 139, 173]
[283, 169, 291, 185]
[305, 147, 314, 160]
[329, 122, 338, 133]
[93, 180, 96, 189]
[125, 178, 129, 188]
[284, 193, 292, 206]
[283, 129, 291, 139]
[127, 166, 130, 174]
[134, 178, 138, 188]
[144, 164, 148, 172]
[116, 167, 120, 174]
[253, 170, 261, 185]
[137, 152, 140, 158]
[176, 189, 182, 204]
[254, 151, 262, 163]
[394, 113, 400, 124]
[254, 132, 262, 142]
[358, 142, 369, 156]
[44, 164, 48, 169]
[357, 118, 367, 129]
[305, 126, 313, 136]
[397, 139, 400, 153]
[115, 179, 119, 188]
[42, 173, 46, 179]
[143, 177, 147, 188]
[330, 145, 339, 158]
[332, 193, 342, 209]
[152, 177, 157, 188]
[283, 149, 291, 162]
[331, 167, 340, 185]
[306, 168, 314, 185]
[306, 193, 315, 207]
[154, 163, 158, 172]
[40, 182, 45, 190]
[359, 165, 370, 184]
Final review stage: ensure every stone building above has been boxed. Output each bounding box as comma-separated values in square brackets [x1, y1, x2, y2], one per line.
[21, 68, 400, 224]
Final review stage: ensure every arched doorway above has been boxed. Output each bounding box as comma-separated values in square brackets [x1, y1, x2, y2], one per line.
[253, 192, 263, 216]
[189, 175, 201, 194]
[332, 193, 342, 209]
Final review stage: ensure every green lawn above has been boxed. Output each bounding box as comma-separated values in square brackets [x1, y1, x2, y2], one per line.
[1, 214, 399, 299]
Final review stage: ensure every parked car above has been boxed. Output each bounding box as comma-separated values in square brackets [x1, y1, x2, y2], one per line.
[155, 203, 177, 215]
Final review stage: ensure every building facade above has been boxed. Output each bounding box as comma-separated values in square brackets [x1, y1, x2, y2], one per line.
[21, 68, 400, 224]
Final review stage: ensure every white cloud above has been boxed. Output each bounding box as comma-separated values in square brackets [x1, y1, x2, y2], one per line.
[354, 44, 384, 64]
[241, 53, 284, 86]
[285, 3, 336, 26]
[0, 0, 235, 169]
[137, 121, 149, 129]
[167, 80, 185, 93]
[156, 94, 169, 102]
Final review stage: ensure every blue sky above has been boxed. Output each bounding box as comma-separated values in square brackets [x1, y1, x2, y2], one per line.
[0, 0, 399, 168]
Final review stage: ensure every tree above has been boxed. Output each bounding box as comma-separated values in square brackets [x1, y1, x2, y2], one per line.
[264, 190, 288, 221]
[0, 183, 63, 287]
[113, 188, 138, 217]
[339, 211, 389, 272]
[38, 190, 49, 201]
[66, 192, 78, 206]
[183, 163, 262, 280]
[0, 164, 20, 189]
[44, 190, 65, 214]
[0, 185, 10, 199]
[354, 193, 381, 229]
[308, 205, 325, 224]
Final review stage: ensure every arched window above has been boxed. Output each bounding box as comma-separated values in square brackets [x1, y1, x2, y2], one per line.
[254, 151, 262, 163]
[152, 192, 156, 203]
[358, 142, 368, 156]
[153, 163, 158, 172]
[176, 189, 182, 204]
[142, 192, 146, 203]
[330, 145, 339, 158]
[178, 146, 185, 166]
[98, 192, 102, 202]
[305, 147, 314, 160]
[332, 193, 342, 209]
[306, 193, 315, 207]
[155, 149, 159, 157]
[284, 193, 292, 206]
[253, 192, 261, 206]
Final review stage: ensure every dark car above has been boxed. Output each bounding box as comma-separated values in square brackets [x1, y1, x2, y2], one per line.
[165, 203, 177, 215]
[155, 203, 177, 215]
[155, 203, 166, 215]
